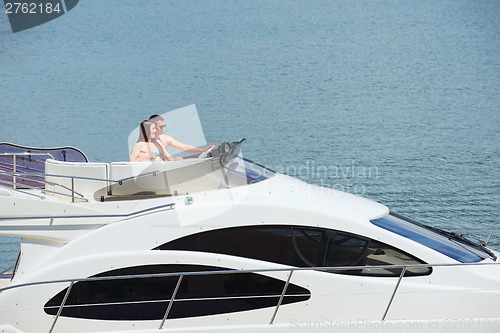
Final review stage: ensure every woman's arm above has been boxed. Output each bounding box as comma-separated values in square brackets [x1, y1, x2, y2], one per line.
[130, 142, 154, 162]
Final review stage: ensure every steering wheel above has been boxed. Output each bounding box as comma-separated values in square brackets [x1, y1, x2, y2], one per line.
[198, 145, 215, 159]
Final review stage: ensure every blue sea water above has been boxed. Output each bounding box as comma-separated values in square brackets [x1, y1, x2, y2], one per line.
[0, 0, 499, 270]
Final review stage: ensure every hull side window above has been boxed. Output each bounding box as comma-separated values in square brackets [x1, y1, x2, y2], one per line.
[44, 264, 310, 321]
[371, 212, 493, 263]
[157, 226, 431, 277]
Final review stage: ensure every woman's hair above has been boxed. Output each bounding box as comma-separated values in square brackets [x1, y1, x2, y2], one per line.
[137, 120, 154, 143]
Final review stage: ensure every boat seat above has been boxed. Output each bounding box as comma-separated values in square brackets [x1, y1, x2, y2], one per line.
[109, 160, 208, 180]
[107, 159, 224, 197]
[108, 161, 178, 196]
[45, 159, 109, 201]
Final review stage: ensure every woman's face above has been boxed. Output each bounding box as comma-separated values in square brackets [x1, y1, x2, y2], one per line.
[149, 123, 157, 139]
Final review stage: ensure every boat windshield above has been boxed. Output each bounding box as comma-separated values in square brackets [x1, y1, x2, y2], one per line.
[371, 212, 495, 263]
[97, 140, 276, 200]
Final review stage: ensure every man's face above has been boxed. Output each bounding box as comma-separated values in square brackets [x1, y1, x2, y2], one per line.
[156, 120, 166, 135]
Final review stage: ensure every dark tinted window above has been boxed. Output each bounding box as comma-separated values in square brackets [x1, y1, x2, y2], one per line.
[157, 226, 431, 277]
[44, 264, 310, 320]
[371, 212, 494, 263]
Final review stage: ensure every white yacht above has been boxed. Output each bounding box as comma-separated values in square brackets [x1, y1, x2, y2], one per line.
[0, 140, 499, 333]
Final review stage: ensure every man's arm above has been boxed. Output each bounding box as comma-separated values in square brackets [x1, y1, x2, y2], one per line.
[160, 134, 205, 154]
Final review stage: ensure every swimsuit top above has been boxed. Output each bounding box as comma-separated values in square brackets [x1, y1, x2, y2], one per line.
[151, 151, 160, 157]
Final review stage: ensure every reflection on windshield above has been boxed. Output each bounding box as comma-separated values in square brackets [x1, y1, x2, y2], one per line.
[371, 212, 492, 263]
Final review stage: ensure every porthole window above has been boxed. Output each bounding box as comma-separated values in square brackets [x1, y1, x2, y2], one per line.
[44, 264, 310, 321]
[157, 226, 431, 277]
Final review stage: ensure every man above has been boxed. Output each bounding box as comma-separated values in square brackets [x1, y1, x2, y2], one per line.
[149, 114, 211, 156]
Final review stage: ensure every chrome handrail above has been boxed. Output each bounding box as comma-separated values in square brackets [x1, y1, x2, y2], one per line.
[0, 169, 160, 202]
[451, 229, 500, 246]
[0, 152, 55, 158]
[48, 281, 74, 333]
[269, 270, 294, 324]
[3, 261, 498, 293]
[113, 170, 161, 184]
[0, 153, 50, 169]
[0, 175, 86, 202]
[0, 202, 175, 221]
[159, 274, 183, 329]
[0, 153, 54, 190]
[0, 170, 161, 185]
[382, 266, 406, 320]
[1, 261, 498, 333]
[0, 185, 47, 199]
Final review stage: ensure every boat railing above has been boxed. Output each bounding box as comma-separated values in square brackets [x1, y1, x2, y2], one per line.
[0, 169, 161, 202]
[0, 202, 175, 222]
[1, 261, 498, 333]
[0, 152, 54, 189]
[451, 229, 499, 247]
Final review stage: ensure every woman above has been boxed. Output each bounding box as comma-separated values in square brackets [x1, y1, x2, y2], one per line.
[130, 120, 174, 162]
